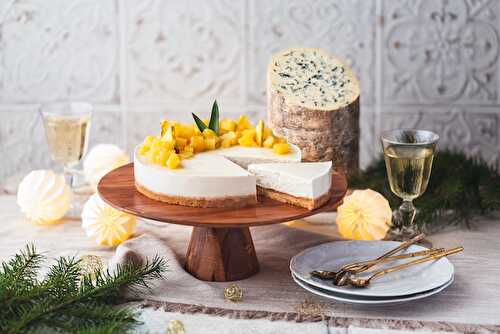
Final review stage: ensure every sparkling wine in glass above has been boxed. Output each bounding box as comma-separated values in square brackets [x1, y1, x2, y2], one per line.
[40, 102, 92, 215]
[381, 129, 439, 239]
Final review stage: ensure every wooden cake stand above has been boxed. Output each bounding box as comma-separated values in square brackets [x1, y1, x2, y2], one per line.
[98, 163, 347, 282]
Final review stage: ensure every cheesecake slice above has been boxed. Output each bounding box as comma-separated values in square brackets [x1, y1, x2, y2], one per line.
[248, 161, 332, 210]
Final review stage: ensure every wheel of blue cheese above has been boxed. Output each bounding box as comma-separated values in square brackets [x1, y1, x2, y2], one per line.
[267, 48, 360, 173]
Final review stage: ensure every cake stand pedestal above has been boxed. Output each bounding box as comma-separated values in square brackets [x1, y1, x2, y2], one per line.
[98, 163, 347, 282]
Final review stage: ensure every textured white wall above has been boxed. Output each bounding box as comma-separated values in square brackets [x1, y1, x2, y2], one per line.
[0, 0, 499, 181]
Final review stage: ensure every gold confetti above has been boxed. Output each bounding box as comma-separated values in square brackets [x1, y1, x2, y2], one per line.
[293, 297, 324, 317]
[224, 284, 243, 302]
[167, 319, 185, 334]
[78, 255, 104, 280]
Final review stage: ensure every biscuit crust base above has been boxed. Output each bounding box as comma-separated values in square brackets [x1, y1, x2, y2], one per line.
[256, 186, 332, 210]
[135, 181, 257, 208]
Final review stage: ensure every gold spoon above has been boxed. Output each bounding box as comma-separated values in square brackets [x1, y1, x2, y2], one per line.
[311, 233, 426, 281]
[311, 247, 441, 280]
[335, 246, 463, 288]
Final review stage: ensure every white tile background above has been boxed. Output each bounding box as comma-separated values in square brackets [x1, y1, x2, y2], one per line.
[1, 0, 499, 182]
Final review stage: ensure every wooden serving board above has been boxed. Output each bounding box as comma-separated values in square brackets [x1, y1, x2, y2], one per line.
[98, 163, 347, 281]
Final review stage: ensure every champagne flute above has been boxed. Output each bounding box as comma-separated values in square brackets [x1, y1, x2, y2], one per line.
[40, 102, 92, 215]
[381, 129, 439, 239]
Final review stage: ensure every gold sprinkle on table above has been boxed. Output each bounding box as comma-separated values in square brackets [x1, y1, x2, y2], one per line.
[293, 297, 324, 317]
[78, 255, 104, 280]
[167, 319, 185, 334]
[224, 284, 243, 302]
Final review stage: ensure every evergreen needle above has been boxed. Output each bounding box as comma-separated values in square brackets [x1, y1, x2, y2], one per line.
[0, 245, 167, 334]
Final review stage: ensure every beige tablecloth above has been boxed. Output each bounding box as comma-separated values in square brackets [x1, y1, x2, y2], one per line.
[1, 195, 499, 333]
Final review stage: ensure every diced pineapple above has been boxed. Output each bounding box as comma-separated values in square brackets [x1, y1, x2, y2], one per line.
[179, 150, 194, 159]
[241, 128, 256, 138]
[143, 135, 156, 146]
[238, 135, 258, 147]
[220, 118, 236, 133]
[167, 152, 181, 169]
[220, 139, 233, 148]
[160, 120, 169, 136]
[273, 143, 290, 155]
[276, 136, 287, 144]
[175, 137, 188, 150]
[202, 128, 218, 138]
[192, 124, 202, 135]
[158, 139, 174, 151]
[221, 131, 237, 143]
[157, 150, 171, 166]
[205, 137, 217, 150]
[183, 144, 194, 153]
[190, 136, 206, 152]
[263, 136, 275, 148]
[174, 123, 193, 139]
[161, 124, 175, 142]
[256, 120, 264, 146]
[237, 115, 252, 131]
[263, 127, 273, 140]
[144, 148, 156, 163]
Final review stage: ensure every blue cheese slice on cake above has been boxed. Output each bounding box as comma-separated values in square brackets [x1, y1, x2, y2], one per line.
[248, 161, 332, 210]
[267, 48, 360, 172]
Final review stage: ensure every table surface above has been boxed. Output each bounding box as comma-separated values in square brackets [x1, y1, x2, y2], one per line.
[1, 191, 499, 334]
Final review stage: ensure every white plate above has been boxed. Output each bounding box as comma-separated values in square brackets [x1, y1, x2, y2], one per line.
[290, 241, 455, 297]
[292, 273, 454, 305]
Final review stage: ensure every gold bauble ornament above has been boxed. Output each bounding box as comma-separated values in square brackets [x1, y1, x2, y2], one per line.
[336, 189, 392, 240]
[81, 194, 136, 247]
[224, 284, 243, 302]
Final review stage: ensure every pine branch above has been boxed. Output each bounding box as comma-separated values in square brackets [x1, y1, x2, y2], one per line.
[350, 150, 500, 232]
[0, 244, 43, 304]
[0, 245, 167, 334]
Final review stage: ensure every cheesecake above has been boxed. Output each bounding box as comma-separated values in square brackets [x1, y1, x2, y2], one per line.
[133, 111, 333, 210]
[134, 145, 301, 208]
[248, 161, 332, 210]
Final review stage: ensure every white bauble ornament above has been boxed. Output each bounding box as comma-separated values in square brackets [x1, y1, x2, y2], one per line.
[83, 144, 129, 190]
[17, 170, 71, 225]
[81, 194, 136, 247]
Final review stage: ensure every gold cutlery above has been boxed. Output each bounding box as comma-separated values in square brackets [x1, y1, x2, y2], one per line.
[311, 233, 426, 281]
[334, 246, 464, 288]
[342, 247, 445, 270]
[311, 247, 441, 280]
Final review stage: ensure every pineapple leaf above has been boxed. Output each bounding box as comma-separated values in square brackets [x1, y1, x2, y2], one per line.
[192, 113, 208, 133]
[208, 100, 220, 135]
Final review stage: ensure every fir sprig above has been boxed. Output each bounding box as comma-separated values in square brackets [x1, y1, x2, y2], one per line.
[350, 150, 500, 232]
[0, 245, 167, 334]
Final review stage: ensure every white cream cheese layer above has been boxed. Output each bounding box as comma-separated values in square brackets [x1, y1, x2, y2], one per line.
[217, 144, 301, 169]
[248, 161, 332, 199]
[134, 149, 256, 199]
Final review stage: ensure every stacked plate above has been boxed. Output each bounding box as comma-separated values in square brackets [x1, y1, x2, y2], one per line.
[290, 241, 455, 305]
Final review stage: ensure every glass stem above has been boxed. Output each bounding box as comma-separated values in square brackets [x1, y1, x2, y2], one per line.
[63, 166, 74, 189]
[397, 200, 416, 230]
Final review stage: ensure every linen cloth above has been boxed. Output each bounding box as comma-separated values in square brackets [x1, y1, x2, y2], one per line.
[1, 194, 499, 333]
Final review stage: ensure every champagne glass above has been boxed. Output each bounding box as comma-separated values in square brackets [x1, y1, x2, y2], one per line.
[381, 129, 439, 239]
[40, 102, 92, 215]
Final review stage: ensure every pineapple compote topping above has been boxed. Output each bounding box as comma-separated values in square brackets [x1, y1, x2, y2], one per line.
[138, 116, 291, 169]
